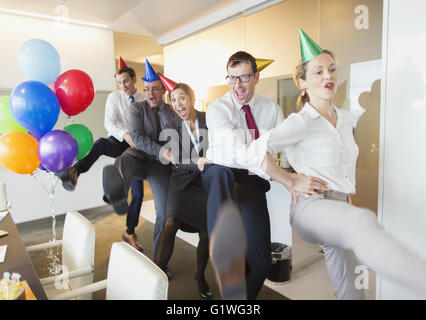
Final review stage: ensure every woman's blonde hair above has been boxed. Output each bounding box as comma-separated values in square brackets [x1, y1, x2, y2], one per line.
[168, 83, 196, 106]
[293, 49, 336, 109]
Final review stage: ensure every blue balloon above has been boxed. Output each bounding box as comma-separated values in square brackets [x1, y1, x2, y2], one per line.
[17, 39, 61, 85]
[10, 81, 60, 137]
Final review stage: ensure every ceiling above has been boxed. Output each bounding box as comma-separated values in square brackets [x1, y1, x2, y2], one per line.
[0, 0, 224, 37]
[0, 0, 282, 63]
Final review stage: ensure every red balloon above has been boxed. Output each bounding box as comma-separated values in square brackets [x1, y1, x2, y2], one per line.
[54, 70, 95, 116]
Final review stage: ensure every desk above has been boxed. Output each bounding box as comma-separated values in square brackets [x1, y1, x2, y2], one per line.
[0, 212, 47, 300]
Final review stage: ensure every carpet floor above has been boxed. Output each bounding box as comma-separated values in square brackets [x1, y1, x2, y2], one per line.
[18, 206, 287, 300]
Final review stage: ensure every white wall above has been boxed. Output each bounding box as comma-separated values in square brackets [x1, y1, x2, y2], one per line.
[0, 13, 117, 223]
[0, 12, 116, 91]
[377, 0, 426, 299]
[163, 0, 320, 101]
[1, 157, 114, 224]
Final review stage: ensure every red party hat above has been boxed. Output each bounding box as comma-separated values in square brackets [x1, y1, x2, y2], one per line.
[119, 56, 127, 69]
[158, 73, 178, 93]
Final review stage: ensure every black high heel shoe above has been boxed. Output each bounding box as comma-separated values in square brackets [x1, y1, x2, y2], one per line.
[195, 274, 212, 299]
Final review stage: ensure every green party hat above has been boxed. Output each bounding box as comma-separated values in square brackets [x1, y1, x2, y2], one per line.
[299, 28, 323, 63]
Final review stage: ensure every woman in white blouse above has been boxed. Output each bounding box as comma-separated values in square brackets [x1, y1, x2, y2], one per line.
[251, 47, 426, 299]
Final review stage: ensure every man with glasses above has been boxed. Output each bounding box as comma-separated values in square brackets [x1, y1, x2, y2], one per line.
[202, 51, 317, 300]
[102, 60, 176, 278]
[57, 64, 146, 252]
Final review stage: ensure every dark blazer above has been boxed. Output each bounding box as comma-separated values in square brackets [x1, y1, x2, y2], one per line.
[165, 110, 208, 190]
[126, 100, 177, 162]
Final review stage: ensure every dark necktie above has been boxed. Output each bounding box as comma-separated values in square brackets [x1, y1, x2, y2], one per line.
[129, 95, 135, 103]
[242, 104, 259, 140]
[152, 107, 161, 137]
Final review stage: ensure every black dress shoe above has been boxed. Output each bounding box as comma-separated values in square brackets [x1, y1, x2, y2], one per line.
[102, 194, 110, 204]
[102, 165, 128, 215]
[195, 274, 212, 300]
[57, 166, 78, 191]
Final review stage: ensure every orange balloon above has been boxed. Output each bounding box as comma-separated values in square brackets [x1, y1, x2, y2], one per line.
[0, 131, 40, 174]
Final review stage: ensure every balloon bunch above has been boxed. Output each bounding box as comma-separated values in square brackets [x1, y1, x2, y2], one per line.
[0, 39, 94, 175]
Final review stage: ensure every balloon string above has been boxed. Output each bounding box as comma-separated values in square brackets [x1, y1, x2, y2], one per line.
[49, 171, 57, 245]
[47, 171, 62, 277]
[32, 170, 60, 245]
[31, 169, 50, 194]
[66, 115, 74, 125]
[32, 170, 62, 276]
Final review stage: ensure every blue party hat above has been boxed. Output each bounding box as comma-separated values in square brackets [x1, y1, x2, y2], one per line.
[142, 58, 160, 82]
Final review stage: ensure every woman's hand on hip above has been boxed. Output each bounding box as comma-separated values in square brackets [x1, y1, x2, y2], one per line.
[289, 173, 329, 205]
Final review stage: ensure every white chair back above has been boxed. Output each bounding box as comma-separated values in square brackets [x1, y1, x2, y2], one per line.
[62, 211, 95, 270]
[61, 211, 95, 299]
[106, 242, 168, 300]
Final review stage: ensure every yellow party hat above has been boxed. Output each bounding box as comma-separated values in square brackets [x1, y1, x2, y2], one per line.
[255, 58, 274, 72]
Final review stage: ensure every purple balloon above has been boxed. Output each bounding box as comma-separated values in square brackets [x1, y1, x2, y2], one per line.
[38, 130, 78, 173]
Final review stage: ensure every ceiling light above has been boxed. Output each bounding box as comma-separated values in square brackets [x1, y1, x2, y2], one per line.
[0, 7, 109, 29]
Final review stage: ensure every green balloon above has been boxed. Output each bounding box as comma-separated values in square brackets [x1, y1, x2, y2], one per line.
[0, 96, 27, 133]
[64, 123, 94, 161]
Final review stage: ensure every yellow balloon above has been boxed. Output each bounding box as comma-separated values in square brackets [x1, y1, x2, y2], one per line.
[0, 131, 40, 174]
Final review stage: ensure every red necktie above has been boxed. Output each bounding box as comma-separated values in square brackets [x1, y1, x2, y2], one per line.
[242, 104, 259, 140]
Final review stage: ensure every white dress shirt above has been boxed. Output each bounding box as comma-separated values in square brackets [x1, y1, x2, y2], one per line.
[183, 118, 200, 153]
[252, 103, 359, 194]
[104, 90, 145, 141]
[206, 91, 284, 178]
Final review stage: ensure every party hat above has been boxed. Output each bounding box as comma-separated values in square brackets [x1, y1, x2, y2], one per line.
[158, 73, 178, 93]
[142, 58, 160, 82]
[299, 28, 323, 63]
[119, 56, 127, 69]
[255, 58, 274, 72]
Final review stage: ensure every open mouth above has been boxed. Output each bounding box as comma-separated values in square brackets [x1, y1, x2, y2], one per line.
[176, 107, 187, 118]
[235, 88, 245, 100]
[325, 82, 335, 90]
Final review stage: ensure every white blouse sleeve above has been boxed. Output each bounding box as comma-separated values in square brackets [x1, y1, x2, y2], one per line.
[247, 112, 308, 176]
[267, 112, 307, 153]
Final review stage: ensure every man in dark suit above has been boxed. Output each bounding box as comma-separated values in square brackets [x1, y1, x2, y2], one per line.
[57, 61, 145, 253]
[102, 60, 177, 269]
